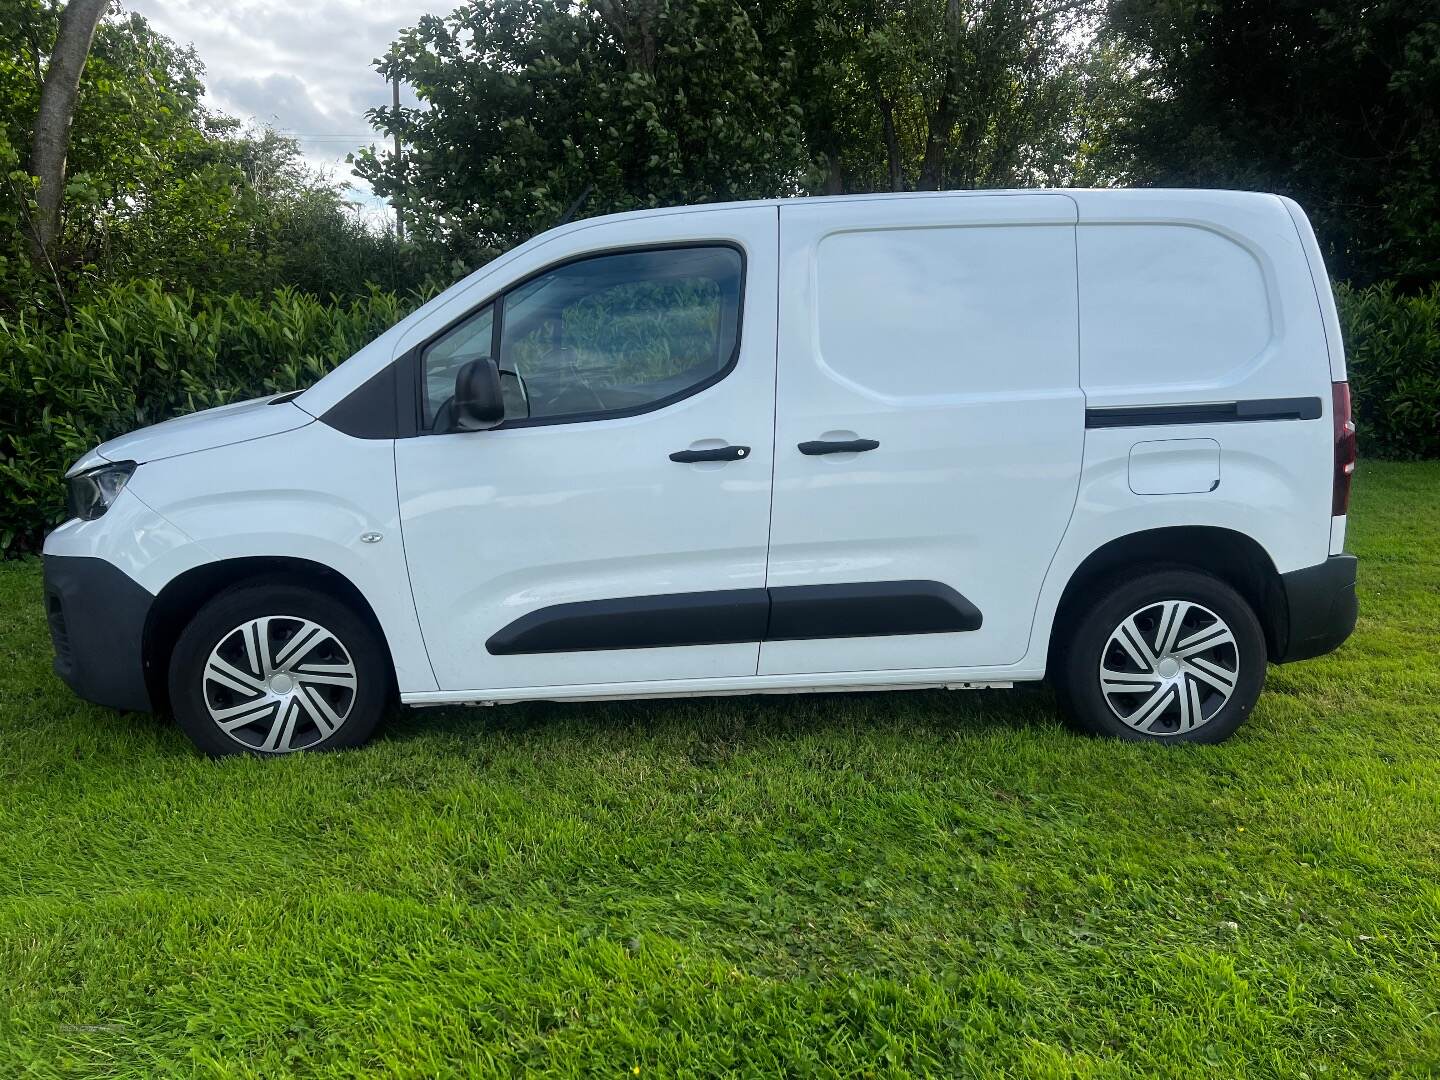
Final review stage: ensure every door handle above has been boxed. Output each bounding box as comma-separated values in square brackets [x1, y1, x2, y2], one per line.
[669, 445, 751, 463]
[797, 438, 879, 456]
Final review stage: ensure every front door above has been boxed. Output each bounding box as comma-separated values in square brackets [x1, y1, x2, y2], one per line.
[396, 207, 777, 693]
[760, 194, 1084, 676]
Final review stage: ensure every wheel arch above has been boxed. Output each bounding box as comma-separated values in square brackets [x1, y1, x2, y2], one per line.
[142, 556, 397, 712]
[1048, 526, 1287, 666]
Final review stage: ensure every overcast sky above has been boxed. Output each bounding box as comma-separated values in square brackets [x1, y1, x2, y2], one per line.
[125, 0, 445, 211]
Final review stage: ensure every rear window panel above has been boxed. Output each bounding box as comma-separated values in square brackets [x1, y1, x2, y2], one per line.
[1078, 224, 1273, 391]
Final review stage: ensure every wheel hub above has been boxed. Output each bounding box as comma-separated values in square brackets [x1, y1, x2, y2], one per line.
[1098, 599, 1240, 736]
[201, 615, 358, 753]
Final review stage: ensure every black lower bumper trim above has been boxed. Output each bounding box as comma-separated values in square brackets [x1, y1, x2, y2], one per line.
[42, 554, 155, 711]
[1275, 554, 1358, 664]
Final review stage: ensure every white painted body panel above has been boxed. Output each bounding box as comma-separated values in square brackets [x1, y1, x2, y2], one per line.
[118, 423, 439, 693]
[90, 396, 312, 465]
[45, 188, 1347, 711]
[761, 193, 1083, 674]
[394, 205, 778, 691]
[43, 486, 213, 591]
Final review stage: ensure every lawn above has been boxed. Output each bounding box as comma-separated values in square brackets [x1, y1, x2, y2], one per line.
[1, 462, 1437, 1078]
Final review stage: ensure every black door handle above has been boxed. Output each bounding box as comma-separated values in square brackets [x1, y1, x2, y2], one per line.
[669, 444, 751, 463]
[797, 438, 880, 456]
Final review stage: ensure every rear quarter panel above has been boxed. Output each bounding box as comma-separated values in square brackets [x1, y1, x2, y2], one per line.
[1026, 191, 1336, 667]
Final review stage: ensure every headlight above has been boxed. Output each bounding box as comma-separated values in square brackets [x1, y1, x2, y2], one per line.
[66, 461, 137, 521]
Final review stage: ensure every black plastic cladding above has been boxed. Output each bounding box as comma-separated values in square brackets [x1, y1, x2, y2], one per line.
[486, 580, 984, 655]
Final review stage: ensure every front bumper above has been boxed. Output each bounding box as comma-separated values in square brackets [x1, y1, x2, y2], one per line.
[43, 554, 156, 712]
[1274, 553, 1358, 664]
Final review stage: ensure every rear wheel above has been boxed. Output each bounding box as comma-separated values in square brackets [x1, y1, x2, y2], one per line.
[1055, 568, 1266, 743]
[168, 583, 390, 756]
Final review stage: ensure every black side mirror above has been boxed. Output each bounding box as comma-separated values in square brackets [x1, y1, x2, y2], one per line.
[453, 358, 505, 431]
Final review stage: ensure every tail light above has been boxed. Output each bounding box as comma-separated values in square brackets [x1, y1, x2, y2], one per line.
[1332, 381, 1357, 516]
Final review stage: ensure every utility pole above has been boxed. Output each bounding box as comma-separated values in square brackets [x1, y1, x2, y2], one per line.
[392, 74, 405, 243]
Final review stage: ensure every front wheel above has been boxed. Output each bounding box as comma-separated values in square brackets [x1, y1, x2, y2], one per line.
[168, 583, 391, 757]
[1055, 568, 1266, 743]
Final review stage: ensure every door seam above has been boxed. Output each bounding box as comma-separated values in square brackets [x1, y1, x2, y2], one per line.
[757, 204, 783, 675]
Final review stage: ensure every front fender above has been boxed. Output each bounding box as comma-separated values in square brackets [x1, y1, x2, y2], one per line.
[124, 423, 437, 695]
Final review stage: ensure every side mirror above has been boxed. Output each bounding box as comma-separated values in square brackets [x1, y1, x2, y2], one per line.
[453, 358, 505, 431]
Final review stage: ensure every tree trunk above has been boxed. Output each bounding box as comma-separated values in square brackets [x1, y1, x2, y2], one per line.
[593, 0, 660, 75]
[27, 0, 109, 263]
[876, 93, 905, 192]
[917, 0, 966, 191]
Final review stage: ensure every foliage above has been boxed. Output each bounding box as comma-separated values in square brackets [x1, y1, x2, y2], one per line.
[0, 1, 422, 317]
[356, 1, 1117, 253]
[352, 0, 818, 260]
[745, 0, 1113, 194]
[0, 281, 420, 553]
[1337, 282, 1440, 460]
[1105, 0, 1440, 289]
[1, 462, 1439, 1073]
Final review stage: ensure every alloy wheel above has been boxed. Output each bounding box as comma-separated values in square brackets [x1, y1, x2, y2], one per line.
[1098, 599, 1240, 736]
[202, 616, 358, 753]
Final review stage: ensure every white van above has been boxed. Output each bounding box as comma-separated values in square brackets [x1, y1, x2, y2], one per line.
[43, 190, 1358, 755]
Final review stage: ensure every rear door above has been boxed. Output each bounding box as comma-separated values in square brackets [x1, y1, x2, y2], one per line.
[760, 194, 1083, 675]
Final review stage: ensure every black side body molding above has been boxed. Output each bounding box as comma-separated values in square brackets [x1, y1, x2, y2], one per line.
[1273, 554, 1357, 663]
[767, 580, 981, 640]
[486, 588, 770, 655]
[485, 580, 982, 655]
[43, 554, 156, 712]
[1085, 397, 1322, 429]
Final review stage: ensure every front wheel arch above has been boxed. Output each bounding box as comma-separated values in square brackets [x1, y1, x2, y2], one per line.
[143, 557, 396, 713]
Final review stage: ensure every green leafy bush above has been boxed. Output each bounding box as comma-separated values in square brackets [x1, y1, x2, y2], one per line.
[0, 281, 417, 553]
[1336, 282, 1440, 460]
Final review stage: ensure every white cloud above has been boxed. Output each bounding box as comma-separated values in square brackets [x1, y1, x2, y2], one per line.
[123, 0, 442, 209]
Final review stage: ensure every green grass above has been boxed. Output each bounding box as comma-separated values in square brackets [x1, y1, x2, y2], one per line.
[1, 462, 1438, 1078]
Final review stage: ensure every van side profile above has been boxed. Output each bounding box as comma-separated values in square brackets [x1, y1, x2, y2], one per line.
[43, 189, 1358, 754]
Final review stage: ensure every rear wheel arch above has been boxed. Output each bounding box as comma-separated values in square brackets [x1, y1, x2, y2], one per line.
[1048, 527, 1286, 667]
[143, 556, 396, 712]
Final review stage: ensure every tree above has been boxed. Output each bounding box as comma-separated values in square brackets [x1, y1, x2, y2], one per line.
[1, 1, 423, 316]
[1106, 0, 1440, 287]
[744, 0, 1106, 195]
[26, 0, 106, 263]
[353, 0, 815, 262]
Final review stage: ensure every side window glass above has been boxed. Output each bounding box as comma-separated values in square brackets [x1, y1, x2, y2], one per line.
[421, 304, 494, 430]
[497, 246, 742, 423]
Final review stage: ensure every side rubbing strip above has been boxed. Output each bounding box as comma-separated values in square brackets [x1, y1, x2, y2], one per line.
[767, 581, 981, 640]
[486, 589, 769, 655]
[1085, 397, 1322, 429]
[485, 580, 982, 655]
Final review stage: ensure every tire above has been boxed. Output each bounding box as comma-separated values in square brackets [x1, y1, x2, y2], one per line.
[1054, 567, 1266, 744]
[167, 582, 391, 757]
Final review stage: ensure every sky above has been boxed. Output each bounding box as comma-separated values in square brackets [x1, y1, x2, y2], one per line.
[125, 0, 444, 213]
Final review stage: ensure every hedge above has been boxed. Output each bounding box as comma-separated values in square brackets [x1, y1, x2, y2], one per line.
[0, 282, 417, 554]
[1335, 282, 1440, 460]
[1, 278, 1436, 555]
